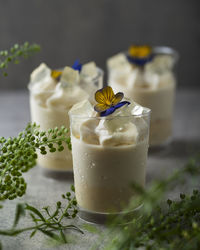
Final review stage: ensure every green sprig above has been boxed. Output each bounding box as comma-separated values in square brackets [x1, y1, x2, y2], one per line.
[104, 154, 200, 250]
[0, 42, 40, 76]
[0, 123, 71, 201]
[0, 185, 83, 245]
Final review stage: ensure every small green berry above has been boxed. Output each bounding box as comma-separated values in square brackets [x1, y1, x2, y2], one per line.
[49, 148, 56, 153]
[58, 146, 64, 152]
[180, 193, 185, 199]
[71, 185, 75, 192]
[57, 201, 61, 208]
[167, 199, 172, 206]
[72, 200, 77, 206]
[40, 151, 47, 155]
[42, 137, 48, 142]
[40, 146, 45, 151]
[52, 134, 57, 139]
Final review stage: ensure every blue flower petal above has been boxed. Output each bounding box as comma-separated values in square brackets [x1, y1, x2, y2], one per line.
[100, 106, 116, 117]
[114, 101, 130, 110]
[100, 101, 130, 117]
[127, 54, 154, 66]
[72, 59, 82, 72]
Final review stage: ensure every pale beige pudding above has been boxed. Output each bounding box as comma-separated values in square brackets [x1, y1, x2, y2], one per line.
[107, 48, 178, 146]
[69, 100, 150, 213]
[29, 62, 103, 171]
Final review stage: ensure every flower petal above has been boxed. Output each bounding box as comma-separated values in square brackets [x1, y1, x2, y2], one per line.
[51, 70, 62, 79]
[112, 92, 124, 105]
[128, 45, 152, 58]
[127, 54, 153, 66]
[95, 89, 106, 104]
[127, 45, 153, 66]
[95, 86, 115, 104]
[102, 86, 115, 104]
[100, 101, 130, 117]
[94, 103, 109, 112]
[100, 106, 116, 117]
[72, 59, 82, 72]
[114, 101, 131, 110]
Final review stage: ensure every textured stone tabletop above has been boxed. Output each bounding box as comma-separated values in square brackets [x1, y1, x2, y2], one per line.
[0, 88, 200, 250]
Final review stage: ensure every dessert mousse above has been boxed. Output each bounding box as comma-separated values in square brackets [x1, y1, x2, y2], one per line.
[107, 45, 178, 146]
[69, 86, 150, 213]
[28, 61, 103, 171]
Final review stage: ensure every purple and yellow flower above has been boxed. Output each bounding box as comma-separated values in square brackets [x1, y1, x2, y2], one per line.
[127, 45, 153, 66]
[94, 86, 130, 117]
[51, 59, 82, 81]
[72, 59, 82, 72]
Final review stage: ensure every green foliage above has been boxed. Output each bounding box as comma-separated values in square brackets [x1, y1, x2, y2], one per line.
[104, 154, 200, 250]
[0, 42, 40, 76]
[0, 123, 71, 201]
[0, 185, 83, 246]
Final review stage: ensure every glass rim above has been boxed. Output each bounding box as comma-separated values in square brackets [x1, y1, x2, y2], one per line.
[28, 66, 104, 93]
[152, 46, 179, 63]
[69, 108, 151, 120]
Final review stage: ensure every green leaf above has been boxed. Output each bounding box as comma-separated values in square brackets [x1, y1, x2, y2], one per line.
[37, 229, 61, 242]
[29, 213, 39, 223]
[25, 204, 46, 222]
[81, 223, 100, 234]
[60, 230, 67, 243]
[30, 229, 37, 238]
[63, 225, 84, 234]
[13, 203, 25, 228]
[51, 208, 59, 218]
[0, 229, 27, 236]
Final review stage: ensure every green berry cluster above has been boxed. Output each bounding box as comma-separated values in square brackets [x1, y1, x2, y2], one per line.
[60, 186, 78, 219]
[105, 154, 200, 250]
[0, 42, 40, 76]
[0, 123, 71, 201]
[107, 193, 200, 249]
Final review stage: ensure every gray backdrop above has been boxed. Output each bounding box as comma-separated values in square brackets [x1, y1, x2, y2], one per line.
[0, 0, 199, 90]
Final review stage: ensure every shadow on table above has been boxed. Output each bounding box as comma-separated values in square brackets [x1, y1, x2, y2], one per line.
[149, 138, 200, 159]
[40, 168, 74, 181]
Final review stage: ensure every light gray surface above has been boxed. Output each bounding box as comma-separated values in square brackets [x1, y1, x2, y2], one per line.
[0, 0, 200, 89]
[0, 89, 200, 249]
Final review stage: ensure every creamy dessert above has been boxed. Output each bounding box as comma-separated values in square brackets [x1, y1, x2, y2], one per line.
[69, 86, 150, 213]
[107, 46, 178, 146]
[28, 62, 103, 171]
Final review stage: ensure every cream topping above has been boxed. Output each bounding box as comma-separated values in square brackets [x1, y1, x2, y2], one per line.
[29, 63, 91, 109]
[61, 66, 80, 87]
[107, 53, 175, 90]
[80, 61, 98, 79]
[69, 100, 150, 146]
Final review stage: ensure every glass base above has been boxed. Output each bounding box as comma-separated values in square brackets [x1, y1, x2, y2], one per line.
[40, 167, 74, 180]
[78, 204, 143, 225]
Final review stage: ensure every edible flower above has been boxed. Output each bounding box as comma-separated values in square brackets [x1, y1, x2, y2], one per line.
[94, 86, 130, 117]
[127, 45, 153, 66]
[51, 70, 62, 80]
[72, 59, 82, 72]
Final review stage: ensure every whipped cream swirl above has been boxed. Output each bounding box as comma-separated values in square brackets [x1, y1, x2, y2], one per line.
[69, 99, 150, 146]
[29, 62, 100, 109]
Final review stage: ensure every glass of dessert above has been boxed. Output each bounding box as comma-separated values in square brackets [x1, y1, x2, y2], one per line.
[107, 45, 178, 148]
[69, 86, 151, 223]
[28, 61, 103, 172]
